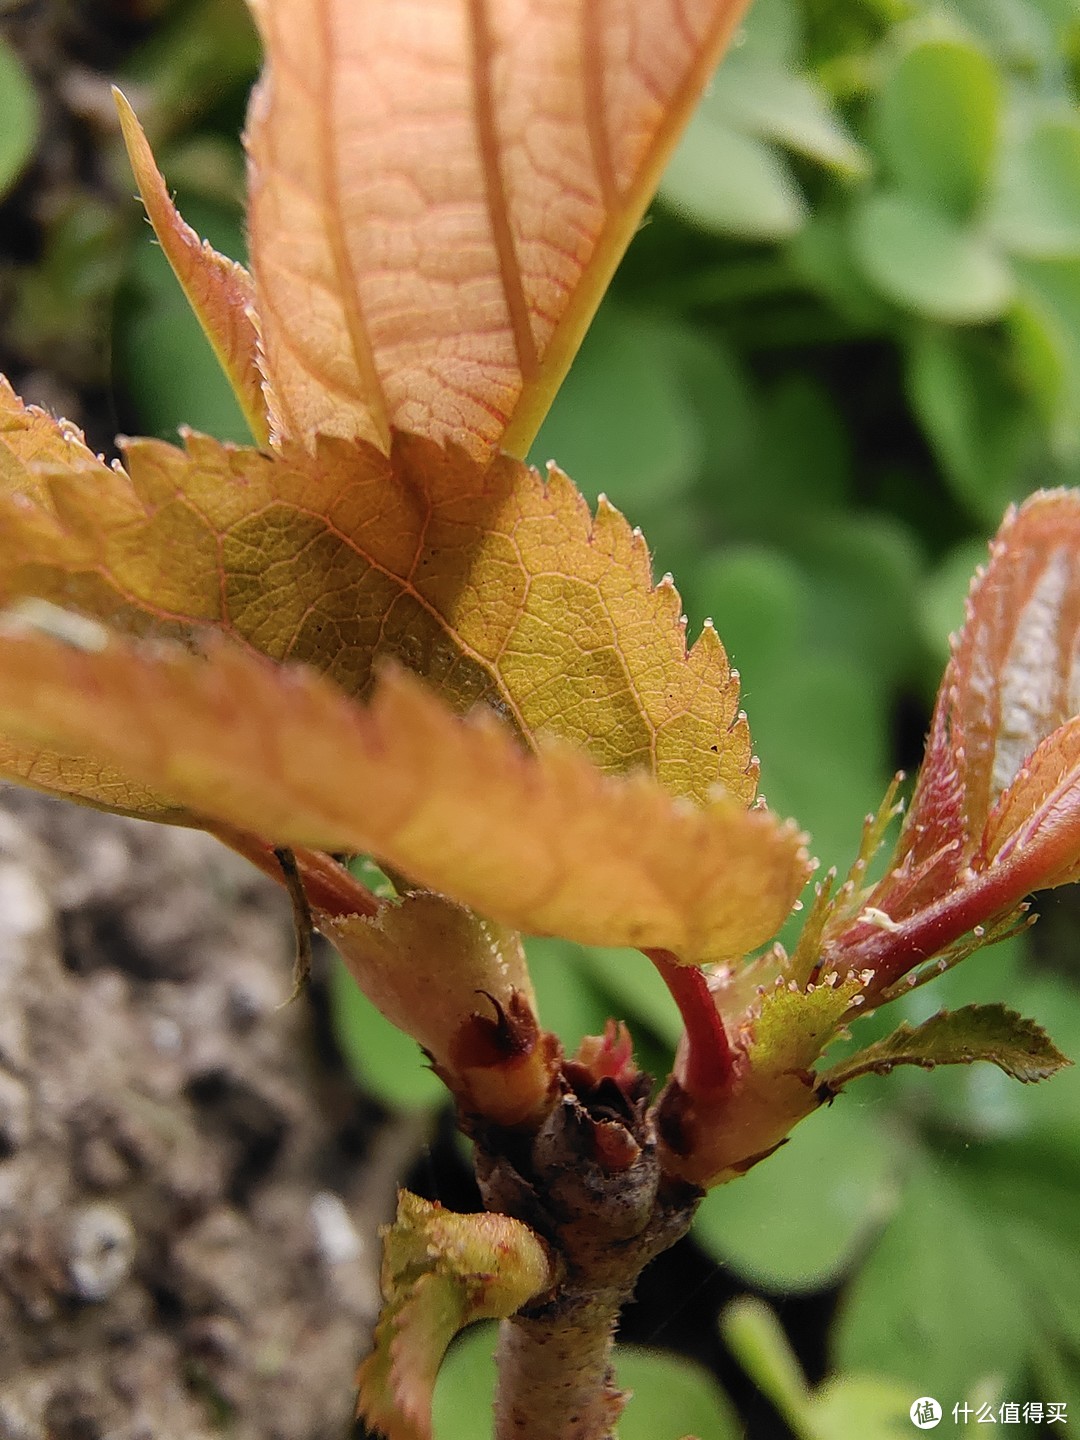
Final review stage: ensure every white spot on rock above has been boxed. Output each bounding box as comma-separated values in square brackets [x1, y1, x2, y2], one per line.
[309, 1192, 362, 1267]
[67, 1202, 136, 1302]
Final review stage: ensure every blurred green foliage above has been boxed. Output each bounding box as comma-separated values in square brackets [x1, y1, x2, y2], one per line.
[99, 0, 1080, 1429]
[0, 34, 38, 204]
[723, 1295, 916, 1439]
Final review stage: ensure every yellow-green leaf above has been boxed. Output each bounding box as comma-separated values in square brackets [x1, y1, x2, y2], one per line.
[357, 1191, 554, 1440]
[322, 894, 535, 1065]
[0, 389, 755, 808]
[0, 625, 809, 963]
[243, 0, 751, 456]
[818, 1004, 1071, 1091]
[661, 972, 864, 1187]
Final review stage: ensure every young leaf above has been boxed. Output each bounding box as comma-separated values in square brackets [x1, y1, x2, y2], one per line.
[356, 1191, 554, 1440]
[822, 490, 1080, 988]
[980, 714, 1080, 888]
[818, 1004, 1071, 1091]
[0, 624, 808, 964]
[0, 393, 755, 808]
[243, 0, 751, 456]
[660, 973, 865, 1186]
[114, 90, 270, 446]
[320, 894, 561, 1126]
[321, 893, 536, 1063]
[950, 489, 1080, 834]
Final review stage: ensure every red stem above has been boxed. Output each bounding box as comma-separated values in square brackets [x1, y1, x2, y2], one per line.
[645, 949, 735, 1098]
[207, 824, 381, 918]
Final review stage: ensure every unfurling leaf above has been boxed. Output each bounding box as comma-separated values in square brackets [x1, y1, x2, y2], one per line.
[0, 625, 808, 964]
[243, 0, 750, 456]
[322, 895, 562, 1126]
[320, 895, 535, 1060]
[979, 714, 1080, 889]
[818, 1004, 1072, 1091]
[822, 490, 1080, 990]
[949, 489, 1080, 831]
[356, 1191, 554, 1440]
[114, 90, 269, 446]
[883, 489, 1080, 909]
[0, 389, 754, 810]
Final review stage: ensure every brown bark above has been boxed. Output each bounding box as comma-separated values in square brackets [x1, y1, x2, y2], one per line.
[472, 1056, 702, 1440]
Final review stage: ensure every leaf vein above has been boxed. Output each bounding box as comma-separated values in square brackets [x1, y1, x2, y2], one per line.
[467, 0, 539, 386]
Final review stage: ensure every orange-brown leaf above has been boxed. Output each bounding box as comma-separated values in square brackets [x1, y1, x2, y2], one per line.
[0, 625, 808, 962]
[0, 733, 188, 824]
[114, 90, 270, 446]
[243, 0, 750, 456]
[980, 714, 1080, 890]
[0, 400, 754, 807]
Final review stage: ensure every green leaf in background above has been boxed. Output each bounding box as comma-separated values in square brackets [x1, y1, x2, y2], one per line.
[527, 304, 703, 515]
[572, 944, 684, 1049]
[746, 656, 889, 875]
[784, 513, 921, 687]
[115, 190, 251, 443]
[722, 1296, 808, 1427]
[819, 1004, 1071, 1091]
[833, 1162, 1029, 1402]
[685, 369, 854, 545]
[329, 954, 446, 1110]
[613, 1346, 741, 1440]
[687, 546, 807, 677]
[0, 35, 38, 203]
[949, 0, 1061, 69]
[121, 0, 260, 135]
[851, 190, 1014, 322]
[687, 536, 895, 876]
[722, 1297, 914, 1440]
[731, 0, 802, 66]
[1013, 256, 1080, 462]
[906, 324, 1038, 522]
[967, 1151, 1080, 1367]
[686, 516, 920, 863]
[917, 537, 987, 671]
[992, 117, 1080, 258]
[748, 375, 855, 518]
[876, 35, 1002, 218]
[695, 1098, 901, 1291]
[809, 1374, 920, 1440]
[524, 938, 620, 1055]
[707, 52, 868, 177]
[434, 1325, 741, 1440]
[788, 208, 896, 329]
[661, 116, 807, 241]
[989, 968, 1080, 1150]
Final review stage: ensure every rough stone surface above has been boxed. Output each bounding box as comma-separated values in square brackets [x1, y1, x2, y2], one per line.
[0, 787, 393, 1440]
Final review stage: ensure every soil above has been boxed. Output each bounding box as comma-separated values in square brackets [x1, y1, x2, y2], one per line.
[0, 787, 421, 1439]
